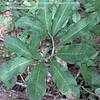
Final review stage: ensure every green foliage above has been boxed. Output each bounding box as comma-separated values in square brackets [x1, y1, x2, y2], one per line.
[59, 12, 99, 43]
[57, 43, 96, 63]
[52, 0, 74, 35]
[0, 2, 5, 12]
[0, 57, 32, 88]
[4, 36, 32, 59]
[92, 72, 100, 88]
[80, 63, 93, 85]
[0, 0, 100, 100]
[26, 63, 46, 100]
[50, 60, 80, 97]
[91, 24, 100, 36]
[37, 0, 52, 34]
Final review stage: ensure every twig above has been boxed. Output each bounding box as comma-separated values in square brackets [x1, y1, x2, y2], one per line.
[75, 71, 80, 79]
[15, 82, 27, 87]
[20, 74, 25, 83]
[81, 86, 100, 98]
[27, 66, 31, 75]
[47, 33, 55, 60]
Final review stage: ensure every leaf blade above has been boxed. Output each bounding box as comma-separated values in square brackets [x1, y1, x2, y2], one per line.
[26, 63, 46, 100]
[37, 0, 52, 34]
[4, 36, 32, 59]
[52, 0, 74, 35]
[57, 43, 96, 63]
[50, 60, 79, 97]
[0, 57, 32, 88]
[60, 12, 100, 44]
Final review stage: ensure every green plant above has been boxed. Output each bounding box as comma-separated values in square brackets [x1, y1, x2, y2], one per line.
[0, 0, 100, 100]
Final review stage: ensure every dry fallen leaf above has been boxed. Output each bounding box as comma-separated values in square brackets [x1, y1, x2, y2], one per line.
[0, 27, 6, 41]
[0, 11, 12, 41]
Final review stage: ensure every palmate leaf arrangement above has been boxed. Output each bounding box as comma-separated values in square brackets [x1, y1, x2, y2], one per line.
[0, 0, 100, 99]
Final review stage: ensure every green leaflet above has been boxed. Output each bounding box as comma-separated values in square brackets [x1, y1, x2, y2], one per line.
[28, 31, 48, 59]
[0, 2, 5, 12]
[26, 63, 46, 100]
[50, 60, 80, 97]
[25, 16, 48, 56]
[95, 0, 100, 12]
[91, 24, 100, 35]
[84, 0, 95, 12]
[79, 60, 100, 86]
[52, 0, 74, 35]
[80, 63, 93, 85]
[15, 16, 47, 40]
[30, 32, 41, 50]
[37, 0, 52, 34]
[15, 16, 33, 30]
[57, 43, 96, 63]
[81, 0, 100, 13]
[92, 72, 100, 88]
[0, 57, 32, 88]
[4, 36, 32, 59]
[60, 12, 100, 44]
[29, 33, 41, 58]
[15, 16, 43, 33]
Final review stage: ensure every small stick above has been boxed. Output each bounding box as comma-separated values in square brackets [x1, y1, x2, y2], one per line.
[46, 33, 55, 60]
[81, 86, 100, 98]
[15, 82, 27, 87]
[75, 71, 80, 79]
[20, 74, 25, 83]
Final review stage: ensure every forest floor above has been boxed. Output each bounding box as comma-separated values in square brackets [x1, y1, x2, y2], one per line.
[0, 0, 100, 100]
